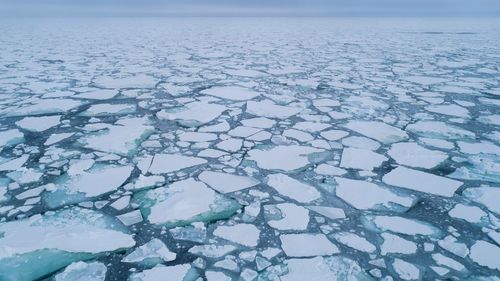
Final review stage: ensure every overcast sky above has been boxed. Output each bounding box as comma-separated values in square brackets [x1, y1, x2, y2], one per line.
[1, 0, 499, 17]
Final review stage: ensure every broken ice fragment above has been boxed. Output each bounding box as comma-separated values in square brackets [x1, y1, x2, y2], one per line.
[246, 100, 302, 119]
[201, 85, 260, 101]
[335, 177, 417, 212]
[133, 178, 241, 227]
[54, 261, 107, 281]
[198, 171, 259, 193]
[15, 115, 61, 132]
[79, 117, 154, 156]
[345, 121, 408, 143]
[122, 238, 176, 266]
[0, 207, 134, 281]
[43, 164, 133, 209]
[279, 233, 339, 257]
[388, 142, 448, 169]
[157, 102, 226, 127]
[363, 215, 442, 237]
[148, 154, 207, 174]
[340, 147, 388, 171]
[266, 173, 321, 203]
[213, 224, 260, 247]
[383, 166, 462, 197]
[247, 145, 326, 172]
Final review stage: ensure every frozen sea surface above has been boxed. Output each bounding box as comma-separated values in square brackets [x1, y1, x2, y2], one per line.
[0, 18, 499, 280]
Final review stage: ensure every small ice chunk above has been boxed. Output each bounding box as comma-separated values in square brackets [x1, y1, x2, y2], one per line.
[320, 129, 349, 141]
[0, 154, 29, 171]
[448, 204, 487, 223]
[45, 132, 74, 146]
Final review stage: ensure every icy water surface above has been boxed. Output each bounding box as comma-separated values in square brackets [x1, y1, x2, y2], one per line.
[0, 18, 499, 280]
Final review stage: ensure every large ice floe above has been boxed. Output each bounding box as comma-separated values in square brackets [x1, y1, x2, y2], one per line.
[0, 17, 499, 280]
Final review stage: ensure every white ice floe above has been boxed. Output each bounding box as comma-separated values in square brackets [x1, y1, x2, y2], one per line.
[341, 136, 381, 151]
[178, 132, 217, 142]
[122, 238, 176, 265]
[44, 132, 74, 146]
[280, 233, 339, 257]
[469, 240, 500, 270]
[43, 164, 133, 208]
[0, 154, 29, 171]
[448, 204, 487, 224]
[406, 121, 475, 139]
[383, 166, 463, 197]
[55, 261, 107, 281]
[157, 102, 226, 127]
[364, 215, 441, 237]
[246, 100, 302, 119]
[392, 258, 421, 281]
[269, 256, 372, 281]
[81, 103, 136, 116]
[380, 233, 417, 255]
[198, 171, 259, 193]
[94, 74, 157, 89]
[248, 145, 325, 172]
[345, 121, 408, 144]
[129, 264, 197, 281]
[15, 115, 61, 132]
[241, 117, 275, 129]
[2, 98, 83, 117]
[148, 154, 207, 174]
[335, 177, 416, 211]
[321, 129, 349, 141]
[266, 173, 321, 203]
[340, 147, 388, 170]
[306, 205, 346, 220]
[213, 224, 260, 247]
[133, 178, 241, 227]
[333, 232, 376, 253]
[426, 104, 470, 118]
[266, 203, 309, 230]
[201, 86, 260, 101]
[463, 186, 500, 215]
[0, 129, 24, 148]
[79, 117, 153, 156]
[0, 207, 134, 281]
[73, 89, 118, 100]
[388, 142, 448, 169]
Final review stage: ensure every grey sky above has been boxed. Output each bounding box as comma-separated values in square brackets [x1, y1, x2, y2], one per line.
[1, 0, 499, 17]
